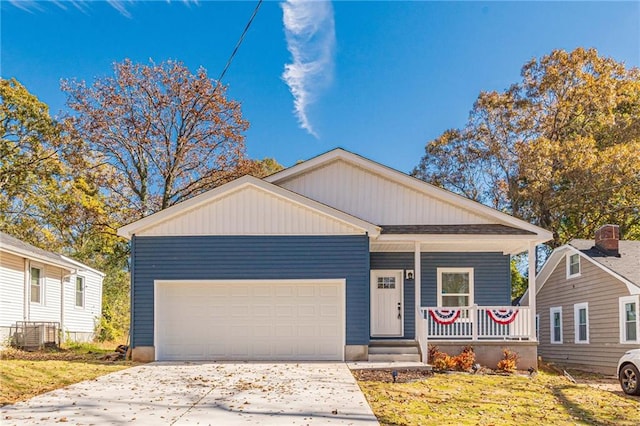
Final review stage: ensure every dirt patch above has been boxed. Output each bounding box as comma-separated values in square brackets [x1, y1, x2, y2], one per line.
[1, 347, 104, 362]
[351, 368, 433, 383]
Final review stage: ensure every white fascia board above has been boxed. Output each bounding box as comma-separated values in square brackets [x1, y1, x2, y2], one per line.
[376, 234, 540, 242]
[0, 246, 76, 272]
[535, 245, 639, 296]
[60, 256, 106, 278]
[117, 175, 380, 239]
[266, 148, 552, 243]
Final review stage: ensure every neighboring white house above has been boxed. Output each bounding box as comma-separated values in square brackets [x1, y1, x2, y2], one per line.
[0, 232, 104, 344]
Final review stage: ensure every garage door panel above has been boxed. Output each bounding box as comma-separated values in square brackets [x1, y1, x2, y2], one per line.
[155, 280, 344, 361]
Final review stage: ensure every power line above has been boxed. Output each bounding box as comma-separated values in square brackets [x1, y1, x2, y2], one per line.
[213, 0, 263, 94]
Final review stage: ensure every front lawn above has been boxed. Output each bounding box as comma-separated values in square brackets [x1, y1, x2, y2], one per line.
[355, 370, 640, 425]
[0, 343, 132, 406]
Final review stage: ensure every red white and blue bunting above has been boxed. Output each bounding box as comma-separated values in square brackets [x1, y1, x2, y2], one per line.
[487, 309, 518, 325]
[429, 309, 461, 325]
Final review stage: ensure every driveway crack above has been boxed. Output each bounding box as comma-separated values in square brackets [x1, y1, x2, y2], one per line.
[170, 385, 217, 425]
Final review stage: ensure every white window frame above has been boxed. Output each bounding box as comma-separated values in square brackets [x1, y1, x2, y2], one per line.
[436, 267, 474, 307]
[573, 302, 589, 344]
[550, 306, 563, 344]
[30, 264, 44, 305]
[566, 253, 581, 278]
[619, 295, 640, 344]
[535, 314, 540, 341]
[75, 276, 85, 308]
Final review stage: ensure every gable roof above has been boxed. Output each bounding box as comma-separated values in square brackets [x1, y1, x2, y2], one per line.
[569, 239, 640, 286]
[534, 240, 640, 297]
[266, 148, 552, 243]
[117, 175, 381, 239]
[0, 232, 103, 276]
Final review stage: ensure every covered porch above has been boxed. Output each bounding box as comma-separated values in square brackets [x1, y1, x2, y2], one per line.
[371, 225, 544, 367]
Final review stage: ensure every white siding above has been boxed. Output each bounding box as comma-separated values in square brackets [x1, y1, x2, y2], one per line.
[139, 185, 366, 236]
[29, 263, 62, 324]
[63, 271, 102, 335]
[0, 252, 25, 327]
[277, 159, 494, 225]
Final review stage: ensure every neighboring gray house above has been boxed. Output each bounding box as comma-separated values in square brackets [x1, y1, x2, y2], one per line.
[530, 225, 640, 374]
[118, 149, 552, 365]
[0, 232, 104, 344]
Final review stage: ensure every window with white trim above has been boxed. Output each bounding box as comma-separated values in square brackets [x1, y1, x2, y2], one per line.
[30, 266, 43, 304]
[550, 306, 563, 343]
[566, 253, 580, 278]
[574, 302, 589, 343]
[620, 295, 639, 344]
[75, 276, 85, 308]
[535, 314, 540, 340]
[437, 268, 473, 307]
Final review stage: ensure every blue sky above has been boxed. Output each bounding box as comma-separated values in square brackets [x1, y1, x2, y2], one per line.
[1, 1, 639, 173]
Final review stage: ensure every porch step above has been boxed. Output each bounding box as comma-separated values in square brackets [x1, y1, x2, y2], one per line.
[369, 346, 419, 355]
[368, 353, 421, 362]
[368, 340, 421, 362]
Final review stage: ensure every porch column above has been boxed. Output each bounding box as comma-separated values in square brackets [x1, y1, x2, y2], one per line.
[528, 241, 537, 341]
[415, 241, 427, 362]
[414, 241, 421, 327]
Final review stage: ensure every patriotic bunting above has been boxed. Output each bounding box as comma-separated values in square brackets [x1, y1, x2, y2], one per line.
[487, 309, 518, 325]
[429, 309, 461, 325]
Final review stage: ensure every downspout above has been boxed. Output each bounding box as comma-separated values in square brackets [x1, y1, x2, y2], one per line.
[129, 235, 136, 351]
[23, 259, 30, 321]
[528, 241, 537, 342]
[60, 269, 65, 342]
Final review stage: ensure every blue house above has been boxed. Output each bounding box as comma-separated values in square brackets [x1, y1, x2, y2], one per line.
[118, 149, 551, 366]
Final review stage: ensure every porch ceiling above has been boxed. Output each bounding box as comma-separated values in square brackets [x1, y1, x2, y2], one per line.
[370, 239, 531, 255]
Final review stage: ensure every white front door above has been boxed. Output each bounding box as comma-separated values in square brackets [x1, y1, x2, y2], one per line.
[370, 270, 403, 337]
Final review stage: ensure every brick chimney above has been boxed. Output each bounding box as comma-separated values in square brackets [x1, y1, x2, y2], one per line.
[595, 224, 620, 256]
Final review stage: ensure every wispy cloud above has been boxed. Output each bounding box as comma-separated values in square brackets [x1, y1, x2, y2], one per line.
[281, 0, 335, 138]
[8, 0, 199, 18]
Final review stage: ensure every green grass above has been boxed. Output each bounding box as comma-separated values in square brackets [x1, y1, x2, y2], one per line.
[356, 371, 640, 425]
[0, 342, 132, 406]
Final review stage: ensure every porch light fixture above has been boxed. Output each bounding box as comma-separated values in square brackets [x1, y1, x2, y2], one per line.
[405, 270, 414, 280]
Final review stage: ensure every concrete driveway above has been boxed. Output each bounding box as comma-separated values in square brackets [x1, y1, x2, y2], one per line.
[2, 362, 379, 425]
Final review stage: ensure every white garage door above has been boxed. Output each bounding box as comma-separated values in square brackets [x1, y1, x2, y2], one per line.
[155, 280, 345, 361]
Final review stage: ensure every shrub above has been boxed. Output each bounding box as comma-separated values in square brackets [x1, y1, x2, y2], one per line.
[496, 348, 520, 373]
[453, 346, 476, 371]
[429, 345, 475, 372]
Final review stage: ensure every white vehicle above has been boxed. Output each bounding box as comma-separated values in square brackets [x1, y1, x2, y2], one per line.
[618, 349, 640, 395]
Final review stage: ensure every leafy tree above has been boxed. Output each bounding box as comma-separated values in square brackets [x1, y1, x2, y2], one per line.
[0, 78, 64, 246]
[413, 48, 640, 246]
[510, 256, 528, 301]
[251, 157, 284, 178]
[62, 59, 252, 219]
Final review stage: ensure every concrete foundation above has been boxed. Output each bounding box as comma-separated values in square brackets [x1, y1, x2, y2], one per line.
[345, 345, 368, 361]
[430, 341, 538, 370]
[132, 346, 155, 362]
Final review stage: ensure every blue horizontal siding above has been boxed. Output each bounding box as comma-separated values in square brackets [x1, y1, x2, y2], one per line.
[370, 252, 415, 339]
[131, 235, 370, 347]
[420, 252, 511, 307]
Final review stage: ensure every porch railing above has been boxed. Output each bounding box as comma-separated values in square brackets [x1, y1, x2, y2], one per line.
[419, 305, 532, 341]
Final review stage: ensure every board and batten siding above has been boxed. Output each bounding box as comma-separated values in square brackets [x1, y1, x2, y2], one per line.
[0, 252, 25, 328]
[370, 252, 415, 339]
[420, 252, 511, 307]
[276, 159, 493, 226]
[537, 255, 634, 374]
[63, 272, 102, 337]
[131, 235, 370, 348]
[137, 185, 366, 237]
